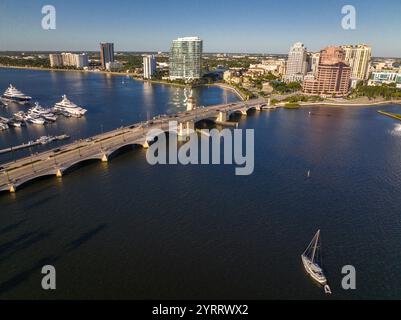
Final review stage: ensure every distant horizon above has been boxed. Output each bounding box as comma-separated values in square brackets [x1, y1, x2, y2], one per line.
[1, 50, 400, 60]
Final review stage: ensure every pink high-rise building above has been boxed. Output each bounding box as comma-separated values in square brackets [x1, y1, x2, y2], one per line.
[303, 46, 351, 97]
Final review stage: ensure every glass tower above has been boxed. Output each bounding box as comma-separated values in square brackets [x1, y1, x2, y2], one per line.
[169, 37, 203, 81]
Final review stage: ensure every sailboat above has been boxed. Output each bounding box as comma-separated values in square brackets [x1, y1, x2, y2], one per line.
[301, 230, 331, 294]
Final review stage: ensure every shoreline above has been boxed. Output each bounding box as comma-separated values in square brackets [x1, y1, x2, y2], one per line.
[2, 65, 400, 107]
[297, 100, 401, 108]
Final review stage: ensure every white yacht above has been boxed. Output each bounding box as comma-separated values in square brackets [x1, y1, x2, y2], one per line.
[53, 95, 87, 117]
[1, 84, 32, 104]
[29, 102, 58, 121]
[26, 113, 45, 125]
[0, 122, 9, 131]
[301, 230, 331, 295]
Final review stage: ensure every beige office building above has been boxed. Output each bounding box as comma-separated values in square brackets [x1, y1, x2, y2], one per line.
[341, 44, 372, 80]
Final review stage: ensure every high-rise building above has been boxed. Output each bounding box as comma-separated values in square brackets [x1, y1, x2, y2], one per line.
[49, 54, 63, 67]
[100, 43, 114, 69]
[143, 55, 157, 79]
[284, 42, 308, 83]
[303, 46, 351, 96]
[341, 44, 372, 80]
[61, 52, 77, 66]
[169, 37, 203, 80]
[308, 52, 320, 76]
[75, 53, 89, 68]
[50, 53, 88, 68]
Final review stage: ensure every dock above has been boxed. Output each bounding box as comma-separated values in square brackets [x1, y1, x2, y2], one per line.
[0, 134, 70, 155]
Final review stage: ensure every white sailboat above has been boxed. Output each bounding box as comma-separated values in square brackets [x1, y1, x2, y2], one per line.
[301, 230, 331, 294]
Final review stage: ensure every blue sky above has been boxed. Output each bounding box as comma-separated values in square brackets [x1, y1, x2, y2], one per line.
[0, 0, 400, 56]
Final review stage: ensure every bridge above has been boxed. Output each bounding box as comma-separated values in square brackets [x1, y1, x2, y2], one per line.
[0, 98, 268, 193]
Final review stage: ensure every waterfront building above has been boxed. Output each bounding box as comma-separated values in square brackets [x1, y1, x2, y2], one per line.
[100, 43, 115, 69]
[284, 42, 308, 83]
[51, 53, 89, 68]
[105, 61, 123, 71]
[303, 46, 351, 97]
[143, 55, 157, 79]
[61, 53, 77, 66]
[49, 53, 63, 67]
[308, 52, 320, 76]
[341, 44, 372, 80]
[169, 36, 203, 81]
[368, 72, 401, 88]
[75, 53, 89, 69]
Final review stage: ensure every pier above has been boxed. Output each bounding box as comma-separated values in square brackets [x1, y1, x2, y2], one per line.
[0, 98, 267, 193]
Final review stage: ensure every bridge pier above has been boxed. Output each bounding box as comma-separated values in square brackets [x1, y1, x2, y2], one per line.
[56, 169, 63, 177]
[217, 111, 228, 122]
[101, 154, 109, 162]
[240, 108, 248, 116]
[9, 184, 16, 193]
[177, 121, 195, 141]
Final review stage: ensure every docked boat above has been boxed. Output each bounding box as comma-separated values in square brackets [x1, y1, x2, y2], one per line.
[13, 111, 27, 121]
[26, 113, 45, 125]
[53, 95, 87, 117]
[301, 230, 331, 294]
[8, 119, 23, 127]
[29, 102, 58, 121]
[1, 84, 32, 104]
[0, 122, 9, 131]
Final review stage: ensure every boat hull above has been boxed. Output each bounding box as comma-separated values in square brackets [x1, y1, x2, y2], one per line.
[1, 95, 31, 104]
[301, 255, 327, 285]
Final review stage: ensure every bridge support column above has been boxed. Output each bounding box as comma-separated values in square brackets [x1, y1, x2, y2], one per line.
[101, 154, 109, 162]
[240, 109, 248, 116]
[177, 121, 195, 141]
[217, 111, 227, 122]
[142, 141, 150, 149]
[9, 184, 16, 193]
[267, 98, 271, 106]
[56, 169, 63, 177]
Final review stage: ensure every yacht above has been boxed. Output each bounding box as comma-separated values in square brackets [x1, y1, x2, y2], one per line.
[301, 230, 332, 294]
[0, 122, 9, 131]
[1, 84, 32, 104]
[26, 113, 45, 125]
[53, 95, 87, 117]
[14, 111, 27, 121]
[29, 102, 58, 121]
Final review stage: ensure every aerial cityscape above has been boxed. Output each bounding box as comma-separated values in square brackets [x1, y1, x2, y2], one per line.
[1, 0, 401, 306]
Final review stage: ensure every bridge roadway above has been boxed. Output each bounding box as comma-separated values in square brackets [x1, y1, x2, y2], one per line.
[0, 98, 266, 192]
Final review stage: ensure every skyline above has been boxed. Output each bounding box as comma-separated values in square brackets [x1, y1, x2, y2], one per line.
[0, 0, 400, 57]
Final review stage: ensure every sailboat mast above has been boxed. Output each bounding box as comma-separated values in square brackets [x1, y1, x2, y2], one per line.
[311, 230, 320, 263]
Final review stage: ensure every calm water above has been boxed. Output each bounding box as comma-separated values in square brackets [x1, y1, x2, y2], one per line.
[0, 68, 237, 163]
[1, 68, 401, 299]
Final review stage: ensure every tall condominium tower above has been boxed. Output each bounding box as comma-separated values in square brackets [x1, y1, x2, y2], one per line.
[143, 55, 157, 79]
[341, 44, 372, 80]
[303, 46, 351, 97]
[100, 43, 114, 69]
[49, 53, 63, 67]
[169, 37, 203, 80]
[308, 52, 321, 76]
[284, 42, 308, 83]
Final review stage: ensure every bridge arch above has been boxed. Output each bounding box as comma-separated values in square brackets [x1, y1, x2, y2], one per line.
[12, 171, 58, 191]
